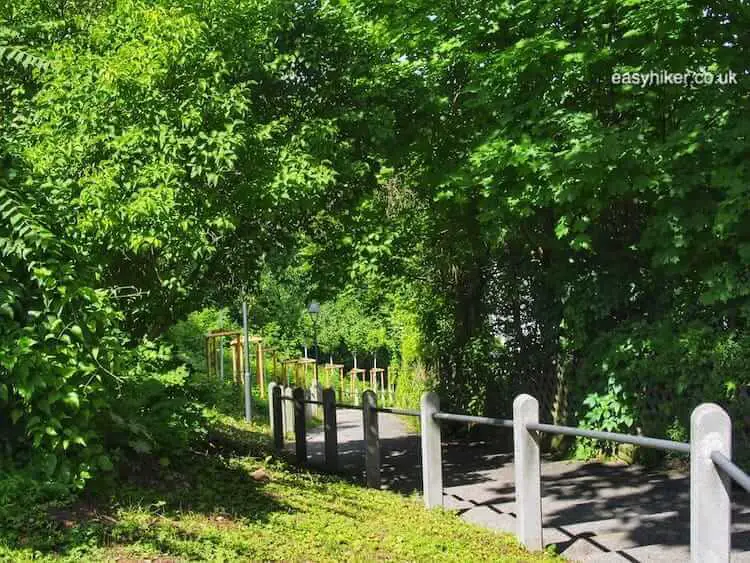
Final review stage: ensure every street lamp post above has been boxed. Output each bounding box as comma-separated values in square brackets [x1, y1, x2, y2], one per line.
[307, 301, 320, 383]
[242, 301, 252, 422]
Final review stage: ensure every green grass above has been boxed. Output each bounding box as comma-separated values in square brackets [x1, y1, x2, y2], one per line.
[0, 402, 560, 562]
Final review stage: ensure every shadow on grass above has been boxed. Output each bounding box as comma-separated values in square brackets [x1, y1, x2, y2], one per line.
[206, 382, 270, 422]
[297, 409, 750, 561]
[7, 420, 290, 559]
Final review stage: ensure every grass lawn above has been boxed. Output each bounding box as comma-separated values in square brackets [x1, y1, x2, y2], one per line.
[0, 402, 560, 562]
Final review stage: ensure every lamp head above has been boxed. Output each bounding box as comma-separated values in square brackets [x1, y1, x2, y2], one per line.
[307, 301, 320, 316]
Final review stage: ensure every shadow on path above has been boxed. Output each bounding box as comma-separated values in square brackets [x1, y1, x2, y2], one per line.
[293, 409, 750, 562]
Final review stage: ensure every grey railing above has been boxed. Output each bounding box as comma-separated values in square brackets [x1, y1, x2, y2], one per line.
[526, 421, 691, 453]
[269, 383, 749, 561]
[433, 411, 514, 427]
[270, 384, 414, 484]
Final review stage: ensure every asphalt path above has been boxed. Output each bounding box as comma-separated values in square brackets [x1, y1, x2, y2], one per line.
[290, 407, 750, 562]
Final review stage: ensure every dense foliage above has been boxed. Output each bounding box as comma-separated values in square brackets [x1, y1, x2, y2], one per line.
[1, 0, 748, 490]
[0, 172, 122, 485]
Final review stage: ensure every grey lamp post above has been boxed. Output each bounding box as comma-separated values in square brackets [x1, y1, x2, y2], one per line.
[307, 301, 320, 382]
[242, 301, 252, 422]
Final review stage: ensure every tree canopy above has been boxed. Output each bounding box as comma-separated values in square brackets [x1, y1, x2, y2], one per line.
[1, 0, 749, 482]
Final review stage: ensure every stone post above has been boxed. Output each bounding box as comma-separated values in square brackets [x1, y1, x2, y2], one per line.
[323, 388, 337, 472]
[362, 390, 380, 488]
[420, 391, 443, 508]
[690, 403, 731, 563]
[283, 386, 294, 435]
[513, 394, 542, 551]
[270, 383, 283, 451]
[293, 386, 306, 464]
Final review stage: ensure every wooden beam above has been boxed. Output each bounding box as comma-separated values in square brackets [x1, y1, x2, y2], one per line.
[206, 330, 242, 338]
[297, 358, 316, 364]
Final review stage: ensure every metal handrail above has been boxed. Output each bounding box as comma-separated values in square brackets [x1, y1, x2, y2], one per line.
[297, 398, 411, 413]
[711, 451, 750, 493]
[274, 384, 749, 561]
[377, 407, 420, 416]
[282, 394, 695, 455]
[279, 396, 324, 405]
[336, 403, 363, 410]
[526, 422, 690, 454]
[433, 412, 513, 428]
[430, 408, 689, 453]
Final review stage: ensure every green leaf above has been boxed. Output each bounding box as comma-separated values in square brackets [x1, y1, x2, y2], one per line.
[63, 392, 80, 409]
[129, 439, 152, 454]
[98, 455, 114, 471]
[70, 325, 84, 341]
[42, 454, 58, 476]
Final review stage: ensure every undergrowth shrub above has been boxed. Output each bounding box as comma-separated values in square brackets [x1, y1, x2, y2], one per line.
[0, 181, 123, 487]
[106, 339, 217, 467]
[392, 363, 430, 411]
[0, 471, 72, 549]
[571, 320, 750, 463]
[0, 181, 224, 487]
[166, 307, 237, 373]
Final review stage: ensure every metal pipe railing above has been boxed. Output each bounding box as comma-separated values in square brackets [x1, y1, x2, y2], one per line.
[270, 383, 750, 561]
[281, 396, 366, 410]
[526, 422, 690, 454]
[377, 406, 420, 416]
[711, 451, 750, 494]
[433, 411, 513, 428]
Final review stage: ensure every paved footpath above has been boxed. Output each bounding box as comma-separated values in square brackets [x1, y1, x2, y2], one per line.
[292, 408, 750, 562]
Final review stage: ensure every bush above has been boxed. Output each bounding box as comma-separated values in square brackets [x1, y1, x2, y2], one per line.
[392, 363, 430, 411]
[571, 320, 750, 462]
[166, 307, 237, 374]
[0, 183, 123, 487]
[0, 471, 73, 550]
[107, 339, 224, 465]
[0, 182, 222, 483]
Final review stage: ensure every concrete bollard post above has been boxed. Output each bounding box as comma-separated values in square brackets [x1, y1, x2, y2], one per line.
[270, 383, 283, 451]
[323, 388, 338, 472]
[362, 390, 380, 488]
[513, 394, 543, 551]
[283, 386, 294, 434]
[293, 387, 307, 464]
[420, 391, 443, 508]
[690, 403, 731, 563]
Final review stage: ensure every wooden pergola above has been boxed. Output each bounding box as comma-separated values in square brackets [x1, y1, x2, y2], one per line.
[205, 330, 241, 381]
[369, 367, 385, 395]
[264, 346, 279, 387]
[323, 361, 346, 399]
[205, 331, 268, 395]
[297, 357, 317, 386]
[348, 367, 366, 402]
[281, 358, 299, 387]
